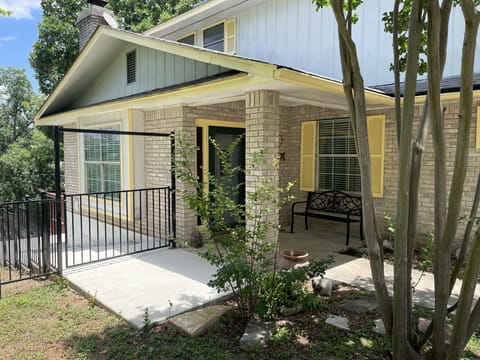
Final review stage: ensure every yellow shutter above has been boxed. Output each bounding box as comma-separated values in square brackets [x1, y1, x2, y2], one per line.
[300, 121, 317, 191]
[476, 107, 480, 150]
[225, 19, 236, 54]
[367, 115, 385, 197]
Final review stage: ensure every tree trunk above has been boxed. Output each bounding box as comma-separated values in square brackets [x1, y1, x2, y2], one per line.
[329, 0, 393, 333]
[393, 1, 424, 357]
[446, 3, 480, 358]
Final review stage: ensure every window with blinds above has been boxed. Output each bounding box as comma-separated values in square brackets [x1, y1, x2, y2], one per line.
[84, 131, 121, 199]
[203, 22, 224, 51]
[317, 119, 361, 193]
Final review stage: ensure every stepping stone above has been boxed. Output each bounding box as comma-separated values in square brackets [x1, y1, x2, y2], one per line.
[167, 305, 232, 337]
[325, 315, 350, 330]
[239, 319, 273, 351]
[374, 318, 386, 335]
[340, 296, 378, 313]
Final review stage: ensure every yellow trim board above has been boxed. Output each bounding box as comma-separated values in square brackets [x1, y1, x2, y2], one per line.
[275, 69, 394, 106]
[37, 73, 259, 125]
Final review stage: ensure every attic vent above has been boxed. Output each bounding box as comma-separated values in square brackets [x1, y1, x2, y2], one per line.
[126, 50, 136, 84]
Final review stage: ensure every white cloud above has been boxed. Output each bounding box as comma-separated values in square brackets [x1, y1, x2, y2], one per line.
[0, 35, 15, 46]
[0, 0, 41, 20]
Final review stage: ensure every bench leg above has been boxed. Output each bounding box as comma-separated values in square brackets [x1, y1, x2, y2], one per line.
[290, 212, 294, 233]
[305, 215, 308, 231]
[360, 218, 364, 241]
[346, 222, 350, 246]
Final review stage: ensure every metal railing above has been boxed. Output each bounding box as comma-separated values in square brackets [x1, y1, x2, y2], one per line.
[0, 198, 59, 297]
[63, 187, 174, 268]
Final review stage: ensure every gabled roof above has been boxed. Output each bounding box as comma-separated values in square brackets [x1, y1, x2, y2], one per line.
[35, 25, 394, 125]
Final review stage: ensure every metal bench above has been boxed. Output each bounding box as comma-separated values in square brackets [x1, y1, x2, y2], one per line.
[290, 190, 363, 245]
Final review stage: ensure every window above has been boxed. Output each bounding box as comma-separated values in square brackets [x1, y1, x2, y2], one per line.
[84, 131, 121, 198]
[317, 119, 361, 193]
[203, 22, 224, 51]
[126, 50, 136, 84]
[178, 33, 195, 45]
[300, 115, 385, 197]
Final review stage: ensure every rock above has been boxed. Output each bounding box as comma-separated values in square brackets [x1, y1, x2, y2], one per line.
[280, 304, 303, 317]
[340, 296, 378, 314]
[167, 305, 232, 337]
[239, 319, 273, 352]
[312, 277, 334, 297]
[374, 319, 386, 335]
[383, 240, 394, 253]
[338, 246, 368, 257]
[325, 315, 350, 330]
[417, 317, 432, 334]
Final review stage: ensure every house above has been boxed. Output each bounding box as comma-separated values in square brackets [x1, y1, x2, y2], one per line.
[34, 0, 480, 252]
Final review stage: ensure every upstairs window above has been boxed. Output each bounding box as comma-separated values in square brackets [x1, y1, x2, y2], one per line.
[178, 33, 195, 45]
[126, 50, 136, 85]
[203, 22, 224, 51]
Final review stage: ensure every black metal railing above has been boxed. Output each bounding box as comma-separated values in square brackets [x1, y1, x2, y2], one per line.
[0, 198, 59, 297]
[63, 187, 174, 268]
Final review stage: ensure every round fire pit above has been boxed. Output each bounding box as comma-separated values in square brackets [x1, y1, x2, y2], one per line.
[279, 249, 309, 268]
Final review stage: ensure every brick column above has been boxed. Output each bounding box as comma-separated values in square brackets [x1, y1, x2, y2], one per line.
[245, 90, 281, 242]
[144, 105, 196, 242]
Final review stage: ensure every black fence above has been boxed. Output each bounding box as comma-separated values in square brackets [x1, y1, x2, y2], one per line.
[0, 127, 176, 296]
[63, 187, 174, 268]
[0, 197, 59, 297]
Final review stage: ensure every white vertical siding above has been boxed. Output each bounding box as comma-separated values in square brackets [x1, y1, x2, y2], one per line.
[236, 0, 392, 85]
[233, 0, 478, 86]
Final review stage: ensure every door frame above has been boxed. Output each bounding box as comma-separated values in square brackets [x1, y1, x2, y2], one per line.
[195, 119, 245, 190]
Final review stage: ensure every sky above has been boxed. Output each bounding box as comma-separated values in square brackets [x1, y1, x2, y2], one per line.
[0, 0, 42, 92]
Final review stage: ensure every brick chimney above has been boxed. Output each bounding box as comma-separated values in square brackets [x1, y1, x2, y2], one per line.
[77, 0, 115, 51]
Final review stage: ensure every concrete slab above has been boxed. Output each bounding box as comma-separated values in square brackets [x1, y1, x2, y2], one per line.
[280, 219, 480, 310]
[63, 247, 228, 328]
[168, 305, 232, 337]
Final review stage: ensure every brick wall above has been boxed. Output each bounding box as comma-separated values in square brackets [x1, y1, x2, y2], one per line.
[63, 124, 79, 195]
[143, 103, 245, 242]
[283, 101, 480, 249]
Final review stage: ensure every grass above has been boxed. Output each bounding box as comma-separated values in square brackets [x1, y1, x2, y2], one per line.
[0, 274, 479, 359]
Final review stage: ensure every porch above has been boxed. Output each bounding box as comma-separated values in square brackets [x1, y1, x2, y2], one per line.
[61, 221, 359, 328]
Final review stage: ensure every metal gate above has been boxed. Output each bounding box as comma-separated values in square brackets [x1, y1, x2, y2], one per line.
[63, 186, 174, 268]
[56, 127, 177, 269]
[0, 127, 176, 295]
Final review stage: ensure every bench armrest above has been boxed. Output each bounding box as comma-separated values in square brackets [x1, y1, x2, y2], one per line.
[291, 200, 307, 212]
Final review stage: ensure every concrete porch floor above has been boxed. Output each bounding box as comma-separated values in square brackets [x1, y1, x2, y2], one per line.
[284, 218, 480, 309]
[62, 217, 479, 329]
[63, 247, 229, 328]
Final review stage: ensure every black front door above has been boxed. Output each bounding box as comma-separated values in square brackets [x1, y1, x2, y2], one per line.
[208, 126, 245, 227]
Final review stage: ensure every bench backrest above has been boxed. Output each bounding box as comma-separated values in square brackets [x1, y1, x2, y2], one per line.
[307, 190, 362, 216]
